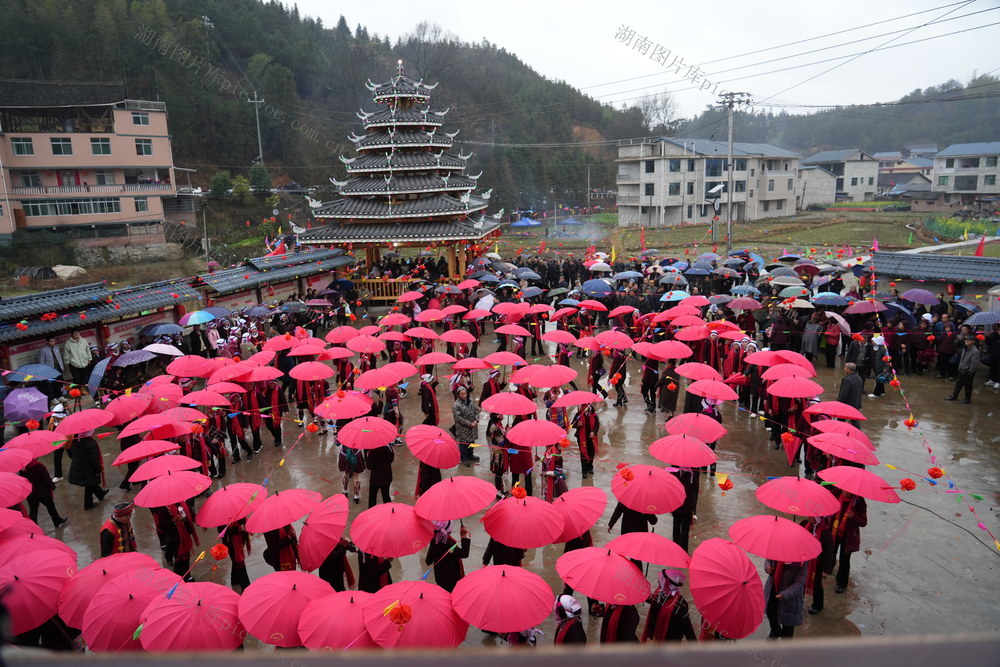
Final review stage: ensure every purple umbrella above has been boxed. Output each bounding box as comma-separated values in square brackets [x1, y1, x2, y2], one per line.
[3, 387, 49, 422]
[900, 288, 939, 306]
[844, 300, 887, 315]
[113, 350, 158, 367]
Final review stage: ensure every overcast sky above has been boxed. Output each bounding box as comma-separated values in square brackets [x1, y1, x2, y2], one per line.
[293, 0, 998, 120]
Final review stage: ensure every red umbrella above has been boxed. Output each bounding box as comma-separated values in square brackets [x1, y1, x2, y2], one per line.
[318, 347, 353, 362]
[686, 379, 738, 401]
[688, 538, 764, 639]
[645, 340, 694, 361]
[262, 335, 299, 353]
[206, 362, 255, 383]
[456, 278, 480, 289]
[676, 362, 722, 381]
[0, 472, 31, 506]
[755, 477, 841, 517]
[0, 516, 42, 539]
[338, 416, 398, 450]
[541, 330, 577, 345]
[298, 591, 376, 649]
[238, 571, 333, 647]
[129, 455, 201, 483]
[577, 299, 607, 311]
[0, 531, 74, 563]
[551, 390, 603, 408]
[383, 361, 418, 380]
[112, 439, 181, 466]
[681, 295, 710, 307]
[767, 376, 824, 399]
[506, 419, 567, 448]
[452, 566, 555, 633]
[493, 302, 529, 316]
[103, 394, 153, 426]
[774, 350, 814, 369]
[442, 304, 469, 316]
[416, 308, 446, 323]
[525, 304, 552, 315]
[82, 567, 182, 651]
[664, 413, 728, 443]
[463, 309, 492, 320]
[325, 326, 362, 344]
[195, 482, 268, 528]
[0, 549, 76, 635]
[439, 329, 476, 344]
[354, 367, 401, 391]
[415, 351, 458, 365]
[659, 304, 700, 319]
[166, 355, 221, 378]
[553, 486, 607, 542]
[117, 414, 188, 440]
[549, 307, 579, 322]
[607, 531, 691, 568]
[609, 305, 639, 318]
[810, 419, 873, 448]
[572, 336, 599, 351]
[55, 408, 113, 436]
[377, 330, 408, 343]
[5, 431, 66, 459]
[139, 581, 244, 652]
[611, 464, 685, 514]
[483, 351, 526, 366]
[729, 514, 822, 562]
[351, 503, 433, 557]
[363, 580, 468, 649]
[404, 425, 460, 469]
[818, 466, 901, 503]
[313, 390, 373, 420]
[482, 392, 536, 416]
[288, 361, 335, 381]
[133, 470, 212, 508]
[245, 488, 322, 533]
[403, 326, 439, 340]
[287, 344, 327, 358]
[0, 449, 32, 474]
[526, 364, 578, 388]
[804, 400, 866, 421]
[157, 407, 207, 422]
[58, 552, 158, 629]
[556, 547, 650, 604]
[807, 433, 880, 465]
[414, 476, 498, 521]
[649, 434, 718, 468]
[670, 315, 706, 327]
[299, 495, 350, 572]
[761, 363, 816, 380]
[247, 350, 276, 365]
[452, 357, 493, 371]
[481, 495, 564, 549]
[594, 330, 633, 349]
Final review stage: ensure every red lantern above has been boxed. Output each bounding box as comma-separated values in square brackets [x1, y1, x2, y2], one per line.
[889, 379, 900, 387]
[69, 388, 81, 398]
[210, 544, 229, 561]
[388, 603, 413, 626]
[25, 419, 40, 431]
[719, 478, 734, 491]
[307, 423, 319, 433]
[511, 485, 527, 499]
[667, 382, 677, 392]
[780, 432, 795, 444]
[899, 478, 916, 491]
[927, 467, 944, 479]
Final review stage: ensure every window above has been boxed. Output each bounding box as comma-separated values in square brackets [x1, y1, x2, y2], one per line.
[687, 160, 695, 172]
[91, 138, 111, 155]
[985, 175, 996, 186]
[783, 162, 789, 170]
[11, 138, 33, 155]
[987, 156, 998, 167]
[668, 183, 680, 196]
[135, 139, 152, 156]
[50, 138, 73, 155]
[0, 205, 3, 217]
[686, 205, 693, 218]
[945, 158, 954, 168]
[787, 178, 794, 190]
[686, 182, 694, 195]
[735, 181, 746, 193]
[669, 159, 681, 172]
[132, 112, 150, 125]
[644, 183, 655, 196]
[705, 159, 723, 177]
[19, 171, 41, 187]
[645, 160, 655, 173]
[94, 170, 115, 185]
[735, 159, 747, 171]
[776, 200, 784, 210]
[134, 197, 148, 212]
[763, 201, 770, 212]
[750, 168, 755, 177]
[22, 197, 121, 216]
[868, 177, 874, 185]
[767, 179, 775, 192]
[938, 176, 949, 186]
[749, 189, 754, 198]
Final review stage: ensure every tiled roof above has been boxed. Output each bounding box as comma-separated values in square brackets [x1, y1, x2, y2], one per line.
[299, 219, 501, 244]
[0, 283, 111, 320]
[369, 74, 434, 101]
[935, 142, 1000, 157]
[193, 249, 357, 295]
[346, 151, 468, 174]
[659, 138, 799, 158]
[256, 256, 356, 283]
[108, 280, 203, 317]
[868, 251, 1000, 284]
[245, 248, 343, 271]
[355, 130, 453, 151]
[338, 174, 477, 196]
[803, 149, 871, 164]
[364, 106, 445, 128]
[314, 193, 488, 220]
[0, 309, 105, 343]
[0, 79, 125, 108]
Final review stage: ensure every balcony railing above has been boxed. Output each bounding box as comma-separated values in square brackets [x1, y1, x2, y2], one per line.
[12, 183, 174, 195]
[617, 172, 639, 181]
[617, 195, 642, 204]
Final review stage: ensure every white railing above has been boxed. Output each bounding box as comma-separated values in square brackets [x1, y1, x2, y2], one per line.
[12, 183, 173, 195]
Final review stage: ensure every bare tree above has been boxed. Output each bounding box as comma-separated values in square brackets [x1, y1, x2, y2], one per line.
[399, 21, 458, 82]
[635, 90, 679, 135]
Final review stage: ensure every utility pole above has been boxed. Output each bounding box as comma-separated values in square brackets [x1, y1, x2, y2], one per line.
[718, 92, 753, 254]
[587, 165, 591, 208]
[202, 205, 210, 263]
[249, 91, 265, 167]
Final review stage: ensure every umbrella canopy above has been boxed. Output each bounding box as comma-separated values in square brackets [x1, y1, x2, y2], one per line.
[0, 448, 32, 474]
[482, 392, 536, 416]
[0, 472, 32, 507]
[55, 408, 113, 436]
[452, 357, 493, 371]
[178, 310, 216, 326]
[346, 335, 386, 355]
[556, 547, 650, 605]
[414, 352, 458, 366]
[82, 567, 182, 652]
[807, 433, 880, 465]
[143, 343, 184, 357]
[404, 425, 460, 469]
[129, 455, 201, 483]
[363, 580, 468, 649]
[288, 362, 335, 381]
[452, 566, 554, 633]
[664, 412, 728, 443]
[8, 364, 62, 382]
[139, 323, 184, 337]
[688, 538, 764, 640]
[803, 400, 866, 421]
[438, 329, 476, 344]
[649, 434, 718, 468]
[180, 390, 231, 408]
[551, 390, 603, 408]
[900, 288, 939, 306]
[0, 549, 76, 635]
[5, 430, 66, 459]
[414, 476, 498, 521]
[761, 364, 816, 381]
[166, 355, 220, 378]
[299, 495, 350, 572]
[495, 323, 530, 337]
[646, 340, 694, 361]
[755, 477, 841, 517]
[139, 581, 244, 652]
[964, 310, 1000, 326]
[607, 532, 691, 568]
[483, 351, 526, 366]
[481, 495, 564, 549]
[404, 326, 440, 340]
[729, 514, 823, 562]
[314, 391, 374, 421]
[505, 419, 567, 448]
[298, 591, 376, 650]
[3, 387, 49, 422]
[818, 466, 901, 503]
[195, 482, 268, 528]
[111, 438, 181, 465]
[676, 362, 722, 382]
[245, 488, 322, 533]
[103, 394, 153, 426]
[593, 330, 634, 349]
[132, 470, 212, 508]
[552, 486, 607, 542]
[350, 503, 434, 557]
[58, 552, 158, 630]
[611, 464, 685, 514]
[686, 379, 738, 401]
[810, 419, 873, 448]
[767, 376, 824, 399]
[338, 416, 398, 450]
[238, 571, 333, 647]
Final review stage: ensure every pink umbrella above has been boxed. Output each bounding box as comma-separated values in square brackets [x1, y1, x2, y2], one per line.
[506, 419, 567, 448]
[404, 425, 460, 469]
[318, 347, 353, 362]
[767, 376, 824, 399]
[729, 297, 762, 309]
[493, 302, 529, 316]
[244, 365, 284, 381]
[729, 514, 823, 562]
[496, 323, 531, 337]
[686, 379, 738, 401]
[195, 482, 268, 528]
[338, 416, 398, 450]
[774, 350, 815, 369]
[844, 300, 887, 315]
[594, 330, 633, 349]
[103, 394, 153, 426]
[817, 466, 901, 503]
[671, 315, 706, 327]
[452, 357, 493, 371]
[363, 580, 468, 649]
[649, 434, 718, 467]
[525, 365, 578, 388]
[298, 591, 376, 649]
[5, 430, 66, 459]
[155, 407, 206, 423]
[755, 477, 841, 517]
[129, 455, 202, 483]
[58, 552, 158, 629]
[247, 350, 277, 365]
[414, 476, 498, 521]
[0, 531, 74, 563]
[111, 439, 181, 465]
[299, 495, 350, 572]
[577, 299, 607, 311]
[439, 329, 476, 344]
[0, 549, 76, 635]
[415, 351, 458, 365]
[646, 340, 694, 360]
[481, 495, 564, 548]
[287, 344, 327, 358]
[553, 486, 607, 542]
[681, 295, 710, 307]
[743, 350, 785, 366]
[611, 464, 685, 514]
[810, 419, 873, 449]
[442, 305, 469, 317]
[117, 414, 188, 440]
[166, 355, 222, 378]
[55, 408, 113, 436]
[82, 567, 182, 651]
[142, 383, 184, 413]
[398, 291, 425, 303]
[551, 390, 603, 408]
[688, 538, 764, 639]
[180, 390, 231, 407]
[262, 335, 300, 352]
[139, 581, 244, 652]
[0, 448, 32, 474]
[676, 362, 722, 381]
[0, 516, 43, 540]
[482, 392, 536, 416]
[609, 305, 639, 318]
[288, 362, 335, 381]
[207, 362, 255, 383]
[572, 336, 599, 351]
[761, 363, 816, 380]
[664, 413, 728, 443]
[346, 335, 386, 355]
[132, 470, 212, 508]
[452, 566, 555, 633]
[483, 351, 526, 366]
[383, 361, 418, 379]
[556, 547, 650, 604]
[313, 390, 373, 420]
[325, 326, 362, 344]
[463, 309, 492, 320]
[456, 279, 480, 289]
[350, 503, 434, 557]
[807, 433, 880, 465]
[404, 326, 439, 340]
[674, 325, 710, 341]
[238, 571, 333, 647]
[541, 330, 577, 345]
[245, 488, 322, 533]
[607, 532, 691, 568]
[804, 400, 866, 421]
[354, 367, 401, 391]
[526, 304, 552, 315]
[549, 307, 579, 322]
[0, 472, 32, 506]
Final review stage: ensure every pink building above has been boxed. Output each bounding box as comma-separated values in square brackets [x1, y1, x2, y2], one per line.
[0, 80, 178, 244]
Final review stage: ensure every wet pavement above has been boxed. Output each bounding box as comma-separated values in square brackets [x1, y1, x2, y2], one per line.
[20, 343, 1000, 649]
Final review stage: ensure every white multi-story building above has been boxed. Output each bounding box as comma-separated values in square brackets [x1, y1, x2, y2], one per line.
[616, 138, 799, 228]
[800, 149, 878, 202]
[931, 142, 1000, 208]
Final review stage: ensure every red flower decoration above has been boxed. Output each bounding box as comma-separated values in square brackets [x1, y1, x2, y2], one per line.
[191, 424, 204, 435]
[667, 382, 677, 392]
[15, 322, 28, 331]
[927, 335, 935, 342]
[388, 603, 413, 626]
[889, 379, 900, 387]
[852, 333, 864, 342]
[307, 422, 319, 433]
[899, 478, 916, 491]
[210, 544, 229, 561]
[336, 390, 346, 399]
[559, 438, 571, 449]
[903, 416, 918, 429]
[780, 432, 795, 444]
[889, 282, 897, 288]
[882, 355, 891, 362]
[80, 313, 87, 320]
[619, 468, 635, 482]
[510, 484, 527, 499]
[25, 419, 40, 431]
[719, 479, 734, 491]
[69, 388, 81, 398]
[927, 467, 944, 479]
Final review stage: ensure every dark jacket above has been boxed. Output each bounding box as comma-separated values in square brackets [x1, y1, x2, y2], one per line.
[764, 560, 808, 627]
[67, 437, 102, 487]
[609, 502, 658, 534]
[23, 460, 55, 499]
[365, 445, 394, 487]
[837, 372, 864, 409]
[482, 537, 525, 566]
[425, 536, 471, 592]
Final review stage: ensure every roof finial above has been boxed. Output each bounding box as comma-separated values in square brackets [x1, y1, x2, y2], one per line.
[397, 59, 404, 76]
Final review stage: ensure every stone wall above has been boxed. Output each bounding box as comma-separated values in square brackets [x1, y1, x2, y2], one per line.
[73, 240, 184, 266]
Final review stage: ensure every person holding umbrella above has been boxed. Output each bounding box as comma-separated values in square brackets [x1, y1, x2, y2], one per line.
[764, 559, 808, 639]
[553, 594, 587, 645]
[219, 518, 252, 592]
[365, 444, 394, 508]
[100, 503, 137, 557]
[599, 603, 640, 643]
[67, 430, 107, 510]
[574, 404, 600, 480]
[826, 489, 867, 593]
[263, 523, 299, 572]
[642, 569, 696, 642]
[420, 374, 440, 426]
[587, 348, 608, 399]
[356, 550, 393, 593]
[453, 386, 480, 466]
[424, 520, 471, 592]
[318, 537, 356, 592]
[608, 501, 657, 535]
[21, 454, 67, 528]
[46, 402, 67, 482]
[657, 361, 679, 416]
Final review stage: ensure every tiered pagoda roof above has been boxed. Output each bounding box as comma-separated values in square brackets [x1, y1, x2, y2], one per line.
[300, 61, 500, 245]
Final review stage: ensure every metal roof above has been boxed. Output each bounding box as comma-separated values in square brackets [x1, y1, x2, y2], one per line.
[314, 193, 488, 220]
[0, 283, 111, 320]
[803, 149, 872, 164]
[935, 142, 1000, 157]
[658, 138, 799, 158]
[299, 219, 500, 244]
[867, 251, 1000, 284]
